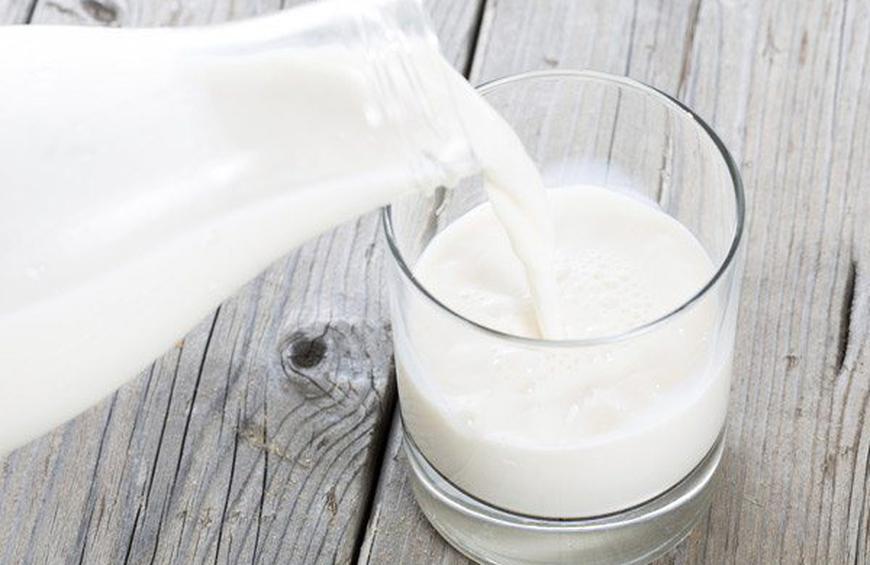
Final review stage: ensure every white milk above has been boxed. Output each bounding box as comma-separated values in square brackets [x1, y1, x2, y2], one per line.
[0, 8, 557, 454]
[1, 5, 720, 522]
[397, 186, 729, 517]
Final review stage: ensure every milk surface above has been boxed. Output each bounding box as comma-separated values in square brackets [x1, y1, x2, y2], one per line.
[397, 185, 728, 517]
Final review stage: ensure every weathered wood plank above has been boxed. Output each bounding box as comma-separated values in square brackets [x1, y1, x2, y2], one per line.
[0, 1, 482, 564]
[360, 0, 870, 563]
[0, 0, 34, 22]
[28, 0, 283, 26]
[677, 2, 870, 563]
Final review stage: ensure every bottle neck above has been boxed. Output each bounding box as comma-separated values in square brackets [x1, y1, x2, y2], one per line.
[351, 0, 480, 192]
[195, 0, 480, 194]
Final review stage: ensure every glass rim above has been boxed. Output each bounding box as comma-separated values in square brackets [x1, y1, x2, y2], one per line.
[382, 69, 745, 348]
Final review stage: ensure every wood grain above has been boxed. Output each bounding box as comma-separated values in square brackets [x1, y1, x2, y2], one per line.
[0, 1, 482, 564]
[0, 0, 34, 22]
[361, 0, 870, 563]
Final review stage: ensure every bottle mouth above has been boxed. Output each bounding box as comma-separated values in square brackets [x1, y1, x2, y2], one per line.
[382, 69, 745, 349]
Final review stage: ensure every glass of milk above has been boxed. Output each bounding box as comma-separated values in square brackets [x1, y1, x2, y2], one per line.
[384, 71, 744, 565]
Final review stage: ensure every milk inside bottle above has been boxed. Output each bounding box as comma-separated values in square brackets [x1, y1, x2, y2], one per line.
[0, 0, 557, 455]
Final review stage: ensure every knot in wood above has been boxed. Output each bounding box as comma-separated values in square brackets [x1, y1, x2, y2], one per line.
[279, 325, 341, 399]
[278, 322, 392, 404]
[289, 334, 327, 369]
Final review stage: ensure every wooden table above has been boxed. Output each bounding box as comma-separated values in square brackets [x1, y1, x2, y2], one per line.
[2, 0, 868, 563]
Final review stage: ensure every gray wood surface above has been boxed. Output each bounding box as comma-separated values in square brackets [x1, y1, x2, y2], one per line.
[0, 0, 481, 564]
[2, 0, 869, 564]
[361, 1, 870, 564]
[1, 0, 31, 22]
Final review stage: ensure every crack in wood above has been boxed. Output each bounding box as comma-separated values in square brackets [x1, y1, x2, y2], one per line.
[122, 502, 144, 565]
[461, 0, 487, 78]
[251, 398, 268, 565]
[349, 384, 398, 565]
[676, 0, 702, 98]
[213, 410, 240, 565]
[170, 307, 222, 492]
[146, 308, 221, 565]
[23, 0, 37, 21]
[837, 260, 857, 373]
[75, 393, 118, 565]
[146, 357, 187, 564]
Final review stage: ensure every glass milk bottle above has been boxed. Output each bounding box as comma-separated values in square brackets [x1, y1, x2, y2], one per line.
[0, 0, 477, 455]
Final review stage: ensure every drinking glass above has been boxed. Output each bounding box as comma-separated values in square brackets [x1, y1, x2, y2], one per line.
[383, 70, 744, 565]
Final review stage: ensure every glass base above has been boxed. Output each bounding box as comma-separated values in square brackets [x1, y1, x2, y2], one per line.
[403, 427, 724, 565]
